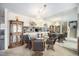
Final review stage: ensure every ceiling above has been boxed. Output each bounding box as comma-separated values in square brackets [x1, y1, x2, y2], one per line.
[0, 3, 77, 18]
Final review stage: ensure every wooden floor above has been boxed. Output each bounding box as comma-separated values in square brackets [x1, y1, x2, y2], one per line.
[0, 43, 77, 56]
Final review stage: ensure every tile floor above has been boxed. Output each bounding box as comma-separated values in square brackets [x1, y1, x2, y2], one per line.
[0, 42, 77, 56]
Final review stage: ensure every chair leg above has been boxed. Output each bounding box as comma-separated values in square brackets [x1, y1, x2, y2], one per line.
[47, 44, 50, 50]
[51, 45, 55, 51]
[25, 43, 28, 48]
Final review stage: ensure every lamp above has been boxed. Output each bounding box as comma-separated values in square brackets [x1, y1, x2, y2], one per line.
[55, 22, 60, 26]
[36, 4, 47, 27]
[15, 16, 19, 21]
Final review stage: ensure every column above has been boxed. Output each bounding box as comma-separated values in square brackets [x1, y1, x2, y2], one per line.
[77, 6, 79, 38]
[77, 5, 79, 55]
[4, 8, 9, 50]
[67, 21, 70, 39]
[60, 22, 62, 34]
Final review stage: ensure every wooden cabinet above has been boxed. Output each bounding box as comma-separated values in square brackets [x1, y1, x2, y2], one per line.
[49, 25, 60, 33]
[49, 25, 54, 32]
[9, 18, 24, 48]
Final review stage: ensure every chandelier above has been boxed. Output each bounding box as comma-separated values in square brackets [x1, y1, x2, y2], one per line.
[29, 4, 47, 27]
[37, 4, 47, 18]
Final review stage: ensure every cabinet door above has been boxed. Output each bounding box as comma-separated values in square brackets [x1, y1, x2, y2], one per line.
[55, 26, 60, 33]
[0, 40, 4, 50]
[0, 30, 4, 50]
[18, 25, 22, 32]
[13, 24, 17, 32]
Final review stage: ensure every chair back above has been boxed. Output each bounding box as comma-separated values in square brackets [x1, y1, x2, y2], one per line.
[20, 35, 30, 43]
[53, 37, 57, 45]
[32, 39, 45, 51]
[46, 33, 57, 45]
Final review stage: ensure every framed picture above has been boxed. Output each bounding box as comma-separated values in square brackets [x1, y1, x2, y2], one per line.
[69, 21, 77, 38]
[69, 21, 77, 29]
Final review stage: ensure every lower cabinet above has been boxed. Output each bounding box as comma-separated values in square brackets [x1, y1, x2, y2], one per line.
[0, 30, 4, 50]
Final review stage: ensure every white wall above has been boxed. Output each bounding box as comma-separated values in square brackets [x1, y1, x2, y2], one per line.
[49, 7, 77, 22]
[47, 7, 77, 41]
[4, 9, 32, 49]
[7, 11, 31, 26]
[6, 7, 77, 27]
[4, 7, 78, 49]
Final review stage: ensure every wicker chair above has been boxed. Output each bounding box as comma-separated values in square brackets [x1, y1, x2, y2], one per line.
[20, 35, 32, 49]
[32, 39, 45, 56]
[58, 34, 65, 43]
[46, 33, 57, 50]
